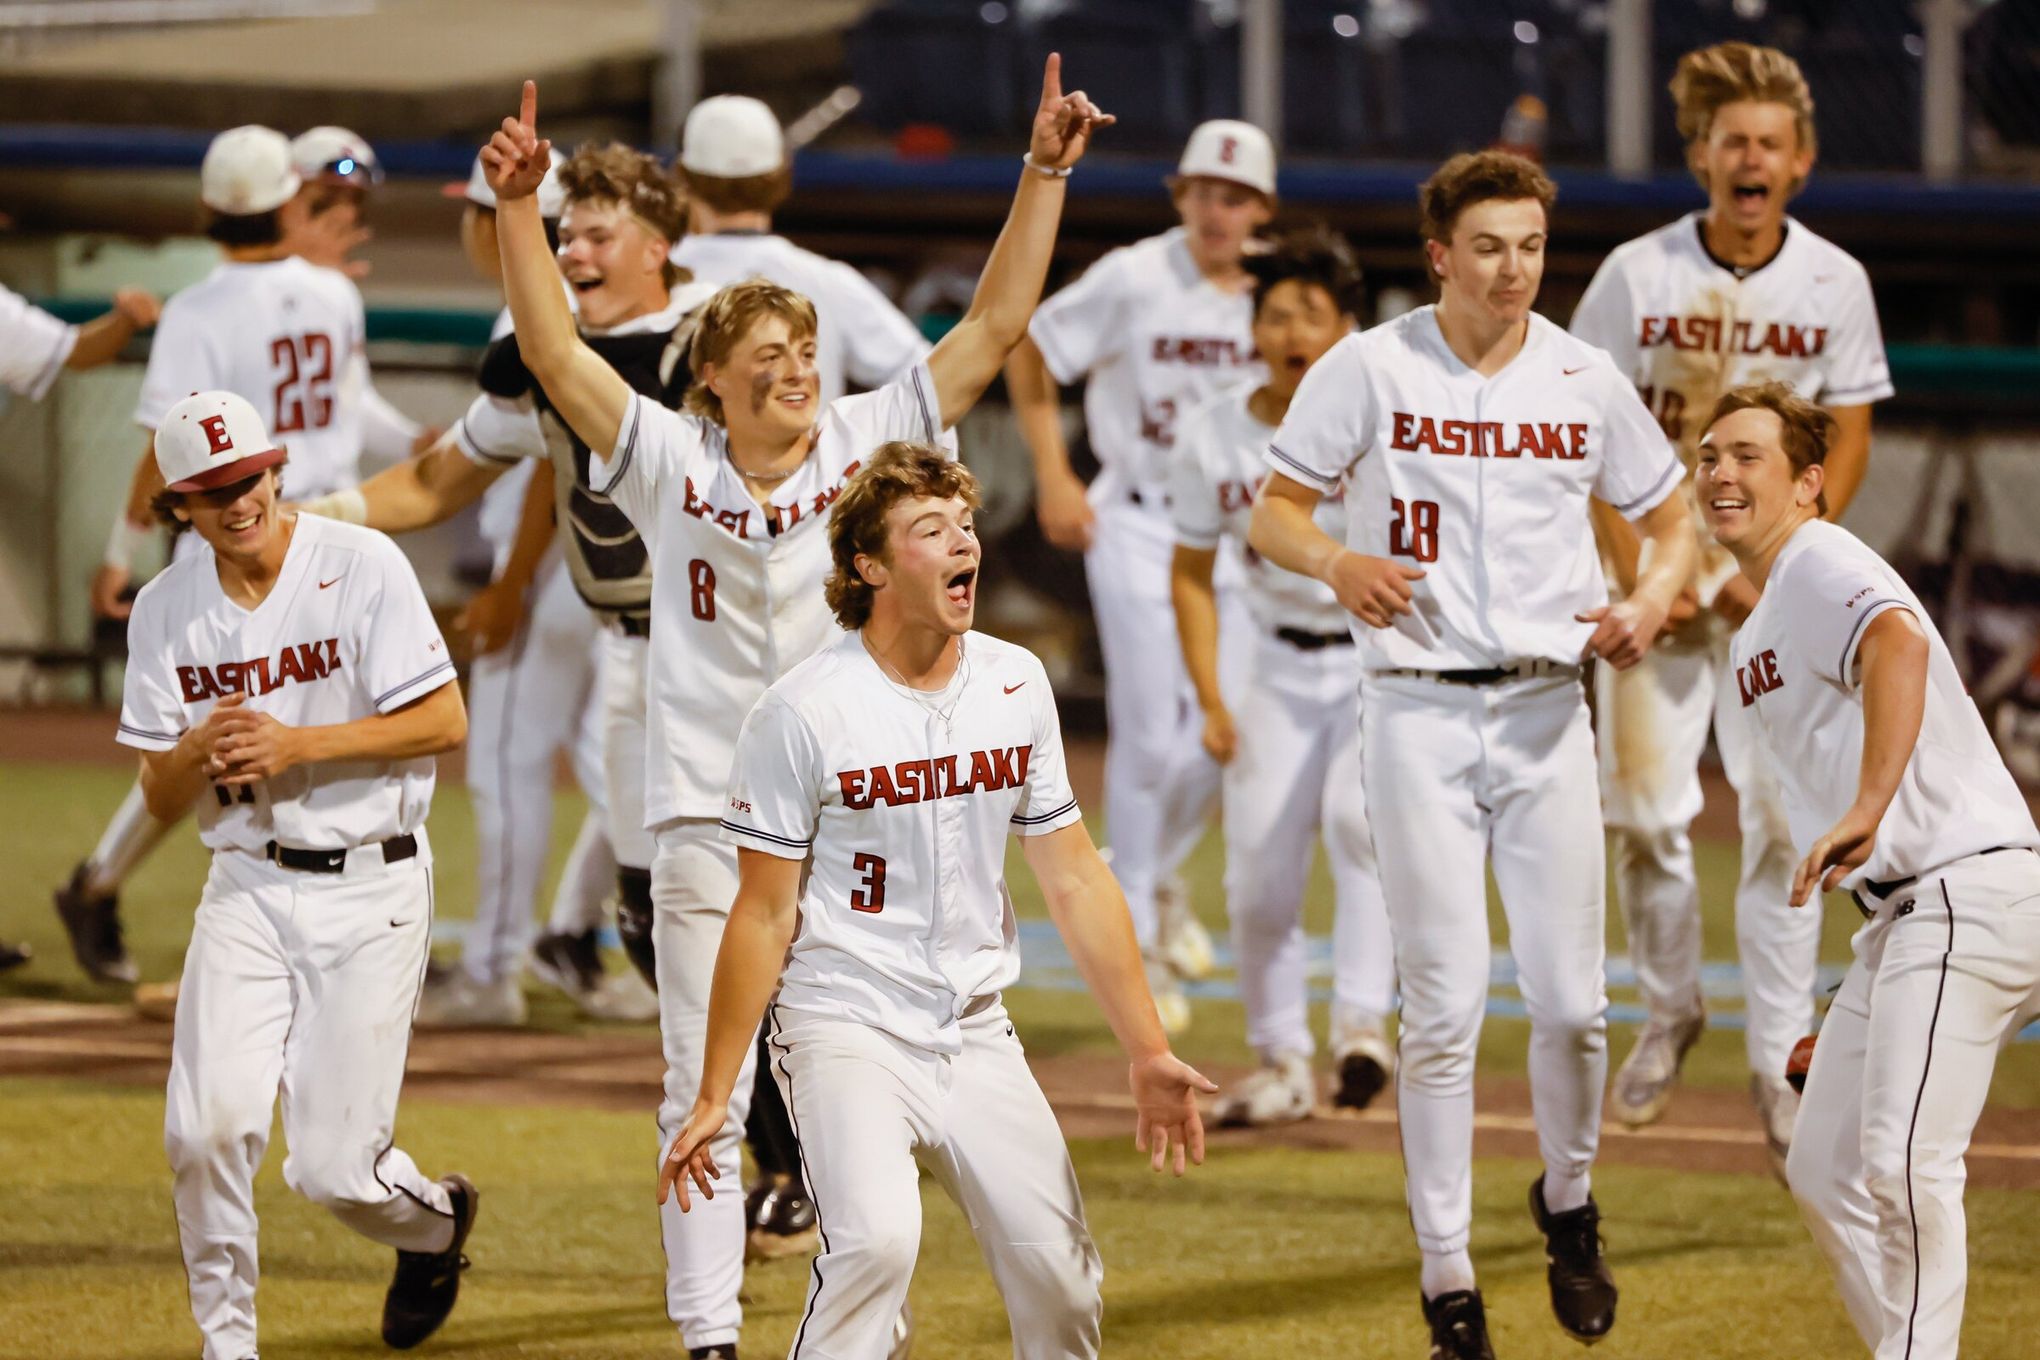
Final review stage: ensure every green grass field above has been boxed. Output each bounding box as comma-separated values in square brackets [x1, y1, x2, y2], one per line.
[4, 757, 2039, 1357]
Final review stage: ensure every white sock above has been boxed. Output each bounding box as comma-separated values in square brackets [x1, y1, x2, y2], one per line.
[1420, 1249, 1477, 1298]
[1541, 1168, 1592, 1214]
[82, 782, 178, 896]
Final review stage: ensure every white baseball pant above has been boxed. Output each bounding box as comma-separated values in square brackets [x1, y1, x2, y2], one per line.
[1226, 629, 1395, 1059]
[766, 1000, 1103, 1359]
[599, 627, 656, 872]
[459, 554, 613, 985]
[651, 817, 757, 1352]
[1360, 672, 1609, 1256]
[1086, 501, 1247, 947]
[166, 843, 455, 1360]
[1787, 848, 2040, 1360]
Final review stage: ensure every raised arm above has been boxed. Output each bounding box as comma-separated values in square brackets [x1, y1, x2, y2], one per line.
[925, 54, 1112, 428]
[483, 81, 633, 455]
[659, 848, 804, 1207]
[66, 290, 160, 371]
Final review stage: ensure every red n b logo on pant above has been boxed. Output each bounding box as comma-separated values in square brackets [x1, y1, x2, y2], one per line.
[198, 414, 234, 455]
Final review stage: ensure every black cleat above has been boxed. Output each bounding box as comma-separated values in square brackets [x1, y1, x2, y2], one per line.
[1335, 1050, 1390, 1110]
[382, 1174, 478, 1349]
[616, 873, 657, 990]
[1529, 1175, 1617, 1344]
[0, 940, 29, 972]
[53, 864, 136, 984]
[1422, 1289, 1497, 1360]
[529, 928, 603, 1000]
[690, 1348, 738, 1360]
[745, 1174, 819, 1262]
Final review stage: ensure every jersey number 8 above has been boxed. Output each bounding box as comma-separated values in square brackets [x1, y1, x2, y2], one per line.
[270, 332, 336, 435]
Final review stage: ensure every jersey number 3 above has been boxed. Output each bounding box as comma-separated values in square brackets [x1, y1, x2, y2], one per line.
[1389, 497, 1441, 563]
[270, 333, 335, 434]
[850, 852, 887, 913]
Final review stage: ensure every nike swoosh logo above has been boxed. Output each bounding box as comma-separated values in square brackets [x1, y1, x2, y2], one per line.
[319, 576, 342, 589]
[1003, 682, 1026, 695]
[1562, 366, 1588, 376]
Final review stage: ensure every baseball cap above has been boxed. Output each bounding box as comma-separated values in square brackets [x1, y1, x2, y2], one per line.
[292, 125, 384, 189]
[443, 150, 567, 218]
[156, 391, 287, 493]
[681, 95, 784, 178]
[1176, 119, 1277, 198]
[200, 125, 302, 216]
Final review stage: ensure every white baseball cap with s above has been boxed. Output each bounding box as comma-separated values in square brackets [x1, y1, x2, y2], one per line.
[156, 391, 287, 493]
[200, 125, 303, 216]
[1177, 119, 1277, 198]
[681, 95, 784, 178]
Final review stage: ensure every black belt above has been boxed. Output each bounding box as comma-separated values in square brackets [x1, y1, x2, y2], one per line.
[1381, 660, 1578, 686]
[612, 613, 651, 638]
[1852, 844, 2022, 915]
[264, 833, 418, 874]
[1126, 487, 1172, 510]
[1275, 626, 1354, 651]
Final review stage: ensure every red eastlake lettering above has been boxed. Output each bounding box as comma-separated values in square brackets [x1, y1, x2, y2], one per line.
[1737, 648, 1784, 707]
[1636, 316, 1829, 359]
[837, 746, 1034, 810]
[176, 638, 342, 702]
[1390, 412, 1588, 461]
[1148, 336, 1256, 367]
[680, 461, 862, 539]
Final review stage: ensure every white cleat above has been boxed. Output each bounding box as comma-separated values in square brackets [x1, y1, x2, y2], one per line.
[1609, 1010, 1706, 1128]
[1213, 1052, 1315, 1128]
[1751, 1073, 1800, 1185]
[1145, 958, 1191, 1035]
[414, 972, 528, 1028]
[580, 967, 659, 1023]
[1155, 875, 1216, 981]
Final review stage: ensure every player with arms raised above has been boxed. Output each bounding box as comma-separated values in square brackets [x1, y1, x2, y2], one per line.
[1250, 152, 1695, 1358]
[661, 443, 1214, 1356]
[482, 62, 1110, 1358]
[1570, 42, 1893, 1152]
[119, 391, 476, 1360]
[1695, 382, 2038, 1360]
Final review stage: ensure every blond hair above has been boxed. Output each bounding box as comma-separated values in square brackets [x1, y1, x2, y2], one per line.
[682, 279, 819, 425]
[1670, 43, 1818, 190]
[826, 443, 981, 630]
[1706, 380, 1835, 516]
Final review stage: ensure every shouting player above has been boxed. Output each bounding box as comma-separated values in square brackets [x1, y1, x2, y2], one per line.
[1570, 42, 1894, 1152]
[483, 61, 1107, 1358]
[1005, 117, 1275, 1028]
[119, 391, 476, 1360]
[1695, 382, 2039, 1360]
[1167, 225, 1395, 1123]
[1249, 152, 1694, 1358]
[660, 442, 1214, 1357]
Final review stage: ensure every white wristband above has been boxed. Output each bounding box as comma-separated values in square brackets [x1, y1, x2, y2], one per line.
[1022, 153, 1072, 179]
[103, 515, 154, 571]
[299, 487, 369, 525]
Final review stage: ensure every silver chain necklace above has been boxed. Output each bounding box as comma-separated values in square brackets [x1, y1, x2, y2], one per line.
[865, 634, 969, 734]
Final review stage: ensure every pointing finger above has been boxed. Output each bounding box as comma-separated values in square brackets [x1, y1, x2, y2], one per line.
[520, 79, 537, 131]
[1039, 51, 1062, 109]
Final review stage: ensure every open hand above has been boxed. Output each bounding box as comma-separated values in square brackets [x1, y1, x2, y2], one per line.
[482, 81, 554, 202]
[1325, 551, 1424, 630]
[1792, 804, 1880, 907]
[1027, 54, 1114, 172]
[1130, 1051, 1217, 1176]
[657, 1099, 728, 1210]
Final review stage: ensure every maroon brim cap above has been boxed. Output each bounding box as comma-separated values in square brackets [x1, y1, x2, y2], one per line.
[166, 446, 287, 493]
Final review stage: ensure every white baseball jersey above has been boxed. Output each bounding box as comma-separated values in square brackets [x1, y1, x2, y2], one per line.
[1029, 226, 1261, 502]
[1730, 520, 2038, 886]
[672, 232, 929, 404]
[721, 629, 1083, 1053]
[0, 282, 77, 399]
[137, 258, 368, 499]
[1171, 381, 1349, 636]
[592, 361, 946, 826]
[1266, 307, 1683, 670]
[116, 514, 454, 853]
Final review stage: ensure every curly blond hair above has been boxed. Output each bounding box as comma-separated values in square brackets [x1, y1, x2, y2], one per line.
[1670, 43, 1818, 190]
[825, 443, 981, 630]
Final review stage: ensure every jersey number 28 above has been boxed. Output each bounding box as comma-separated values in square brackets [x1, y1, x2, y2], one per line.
[1389, 497, 1441, 563]
[270, 332, 335, 434]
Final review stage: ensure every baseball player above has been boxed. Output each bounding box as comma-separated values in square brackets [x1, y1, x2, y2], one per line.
[672, 94, 930, 406]
[120, 390, 476, 1360]
[1248, 151, 1695, 1358]
[1694, 382, 2040, 1360]
[1570, 42, 1894, 1151]
[0, 272, 160, 972]
[302, 141, 713, 1024]
[1005, 117, 1275, 1029]
[482, 61, 1108, 1358]
[1166, 225, 1396, 1123]
[59, 123, 404, 991]
[660, 441, 1214, 1359]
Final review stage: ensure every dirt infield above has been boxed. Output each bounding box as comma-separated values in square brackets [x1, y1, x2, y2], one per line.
[8, 998, 2036, 1191]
